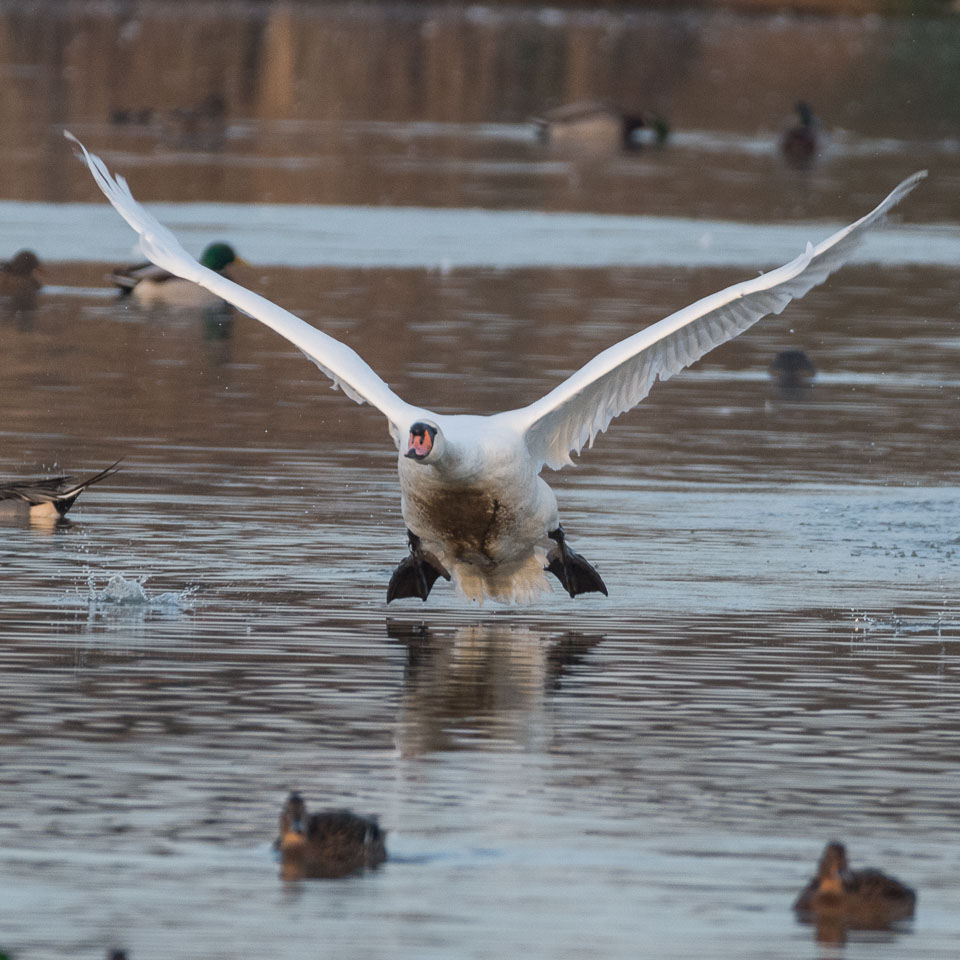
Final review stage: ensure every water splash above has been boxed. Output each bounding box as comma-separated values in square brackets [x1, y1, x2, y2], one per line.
[87, 574, 196, 611]
[850, 607, 957, 640]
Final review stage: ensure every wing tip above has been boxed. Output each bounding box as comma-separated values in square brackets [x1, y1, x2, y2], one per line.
[64, 129, 95, 170]
[882, 169, 927, 209]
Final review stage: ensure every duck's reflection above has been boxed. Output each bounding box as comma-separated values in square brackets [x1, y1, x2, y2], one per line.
[1, 294, 38, 328]
[387, 620, 603, 756]
[201, 304, 234, 341]
[799, 912, 909, 950]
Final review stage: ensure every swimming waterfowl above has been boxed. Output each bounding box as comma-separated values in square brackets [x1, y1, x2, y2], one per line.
[68, 133, 924, 604]
[768, 348, 817, 402]
[0, 249, 42, 305]
[781, 101, 819, 169]
[794, 841, 916, 929]
[534, 101, 668, 151]
[276, 792, 387, 880]
[110, 242, 239, 307]
[0, 461, 120, 520]
[769, 349, 816, 390]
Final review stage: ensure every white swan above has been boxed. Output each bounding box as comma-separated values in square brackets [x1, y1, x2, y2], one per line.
[66, 133, 924, 604]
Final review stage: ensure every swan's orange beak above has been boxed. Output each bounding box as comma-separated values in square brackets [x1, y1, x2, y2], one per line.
[405, 422, 438, 461]
[406, 429, 433, 459]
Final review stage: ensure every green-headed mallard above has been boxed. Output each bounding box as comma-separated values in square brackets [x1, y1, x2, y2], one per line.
[276, 792, 387, 881]
[110, 242, 239, 307]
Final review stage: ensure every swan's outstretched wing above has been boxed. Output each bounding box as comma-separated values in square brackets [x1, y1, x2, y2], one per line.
[66, 133, 426, 439]
[501, 172, 925, 470]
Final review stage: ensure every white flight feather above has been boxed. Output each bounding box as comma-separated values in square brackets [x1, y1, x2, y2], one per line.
[65, 132, 426, 442]
[502, 170, 926, 470]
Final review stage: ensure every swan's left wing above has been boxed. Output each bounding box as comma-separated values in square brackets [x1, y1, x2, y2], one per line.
[66, 133, 425, 438]
[499, 171, 925, 470]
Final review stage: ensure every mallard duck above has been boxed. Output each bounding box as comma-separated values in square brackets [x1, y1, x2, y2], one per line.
[109, 242, 239, 307]
[794, 841, 916, 929]
[276, 792, 387, 880]
[71, 134, 924, 604]
[0, 461, 120, 520]
[0, 250, 42, 305]
[533, 101, 668, 151]
[781, 101, 819, 169]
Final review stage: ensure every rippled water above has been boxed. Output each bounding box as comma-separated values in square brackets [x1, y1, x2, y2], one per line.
[2, 3, 960, 959]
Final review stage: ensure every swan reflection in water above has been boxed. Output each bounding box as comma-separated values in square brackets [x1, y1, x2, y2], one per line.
[387, 620, 603, 756]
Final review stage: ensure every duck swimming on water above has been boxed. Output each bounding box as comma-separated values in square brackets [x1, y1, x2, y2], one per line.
[67, 133, 924, 604]
[0, 249, 42, 307]
[533, 101, 669, 151]
[768, 348, 817, 403]
[781, 101, 819, 170]
[794, 841, 916, 930]
[110, 241, 239, 308]
[276, 792, 387, 880]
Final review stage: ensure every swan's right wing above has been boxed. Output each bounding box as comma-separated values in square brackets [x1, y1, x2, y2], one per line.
[67, 133, 426, 440]
[499, 171, 926, 469]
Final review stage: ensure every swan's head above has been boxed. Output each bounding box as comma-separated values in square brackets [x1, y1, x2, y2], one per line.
[404, 420, 444, 464]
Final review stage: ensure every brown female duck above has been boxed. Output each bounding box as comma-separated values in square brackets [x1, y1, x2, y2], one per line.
[794, 841, 916, 930]
[276, 792, 387, 880]
[781, 101, 819, 170]
[0, 250, 42, 307]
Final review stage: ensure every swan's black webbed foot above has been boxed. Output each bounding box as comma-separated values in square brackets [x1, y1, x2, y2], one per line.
[387, 530, 451, 603]
[545, 525, 608, 598]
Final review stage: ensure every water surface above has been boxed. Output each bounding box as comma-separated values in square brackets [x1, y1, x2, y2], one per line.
[2, 3, 959, 959]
